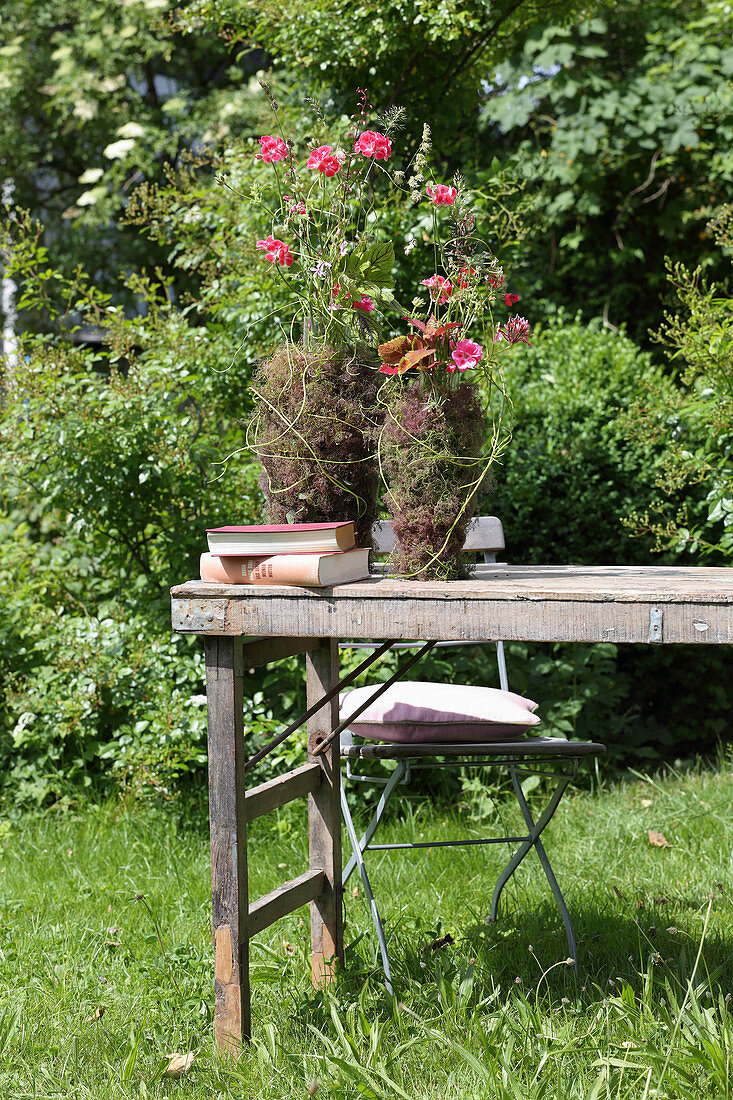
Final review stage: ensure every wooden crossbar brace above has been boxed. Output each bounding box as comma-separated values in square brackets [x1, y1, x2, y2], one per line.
[242, 637, 321, 668]
[248, 869, 326, 935]
[245, 762, 322, 821]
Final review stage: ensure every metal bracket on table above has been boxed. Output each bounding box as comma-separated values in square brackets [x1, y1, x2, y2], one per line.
[172, 598, 227, 633]
[648, 606, 663, 643]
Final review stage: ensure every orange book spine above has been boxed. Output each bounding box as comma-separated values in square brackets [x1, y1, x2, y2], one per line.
[200, 552, 321, 586]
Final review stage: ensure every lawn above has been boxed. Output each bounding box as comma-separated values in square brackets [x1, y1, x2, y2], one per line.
[1, 755, 731, 1098]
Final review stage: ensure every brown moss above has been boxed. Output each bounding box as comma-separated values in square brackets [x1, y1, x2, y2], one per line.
[250, 343, 381, 547]
[380, 382, 487, 579]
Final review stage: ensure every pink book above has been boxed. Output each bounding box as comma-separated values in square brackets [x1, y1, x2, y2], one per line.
[206, 521, 356, 556]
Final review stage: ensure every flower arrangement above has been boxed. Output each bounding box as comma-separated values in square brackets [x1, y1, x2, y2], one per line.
[229, 86, 531, 575]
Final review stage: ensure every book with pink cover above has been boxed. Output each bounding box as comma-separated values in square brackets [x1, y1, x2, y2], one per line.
[206, 521, 356, 556]
[199, 548, 371, 587]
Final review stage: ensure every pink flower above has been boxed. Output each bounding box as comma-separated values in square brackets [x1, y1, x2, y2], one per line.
[426, 184, 457, 206]
[255, 135, 288, 163]
[504, 293, 520, 306]
[497, 315, 532, 346]
[354, 130, 392, 160]
[283, 194, 307, 216]
[420, 274, 453, 304]
[449, 339, 483, 372]
[255, 235, 294, 267]
[307, 145, 342, 177]
[352, 294, 375, 312]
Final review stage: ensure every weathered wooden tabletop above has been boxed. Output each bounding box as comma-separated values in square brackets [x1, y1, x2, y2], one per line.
[171, 564, 733, 644]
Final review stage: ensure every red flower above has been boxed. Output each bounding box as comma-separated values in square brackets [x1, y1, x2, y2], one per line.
[457, 266, 476, 288]
[255, 235, 294, 266]
[352, 294, 375, 312]
[504, 293, 519, 306]
[255, 135, 288, 163]
[426, 184, 457, 206]
[488, 272, 505, 289]
[496, 315, 532, 346]
[307, 145, 342, 177]
[354, 130, 392, 160]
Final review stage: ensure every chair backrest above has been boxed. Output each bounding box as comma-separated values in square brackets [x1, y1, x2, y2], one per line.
[371, 516, 505, 557]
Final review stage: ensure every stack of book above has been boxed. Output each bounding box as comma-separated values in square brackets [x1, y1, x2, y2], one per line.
[200, 521, 372, 588]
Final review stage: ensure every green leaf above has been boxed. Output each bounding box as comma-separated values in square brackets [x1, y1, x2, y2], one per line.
[344, 241, 395, 289]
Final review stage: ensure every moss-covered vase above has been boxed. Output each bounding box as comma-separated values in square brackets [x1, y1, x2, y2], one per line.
[380, 381, 487, 579]
[250, 342, 380, 548]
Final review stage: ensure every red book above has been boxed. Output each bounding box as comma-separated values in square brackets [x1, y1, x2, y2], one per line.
[206, 521, 356, 556]
[199, 549, 371, 587]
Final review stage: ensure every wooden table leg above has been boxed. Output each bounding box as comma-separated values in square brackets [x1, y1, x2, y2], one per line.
[306, 640, 344, 985]
[205, 636, 250, 1051]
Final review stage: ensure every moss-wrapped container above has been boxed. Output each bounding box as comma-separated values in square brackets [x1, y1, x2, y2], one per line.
[250, 343, 381, 548]
[380, 381, 487, 579]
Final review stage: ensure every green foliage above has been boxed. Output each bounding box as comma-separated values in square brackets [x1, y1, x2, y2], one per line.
[187, 0, 589, 154]
[624, 211, 733, 560]
[0, 214, 266, 805]
[492, 318, 677, 563]
[484, 2, 733, 343]
[0, 0, 270, 301]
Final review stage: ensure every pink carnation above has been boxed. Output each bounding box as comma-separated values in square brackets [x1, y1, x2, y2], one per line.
[420, 274, 453, 304]
[496, 315, 532, 346]
[255, 235, 294, 267]
[448, 338, 483, 372]
[307, 145, 342, 177]
[426, 184, 457, 206]
[354, 129, 392, 160]
[255, 135, 288, 163]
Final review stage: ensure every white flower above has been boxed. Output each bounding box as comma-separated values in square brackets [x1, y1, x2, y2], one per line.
[103, 139, 136, 159]
[78, 168, 104, 184]
[116, 121, 145, 138]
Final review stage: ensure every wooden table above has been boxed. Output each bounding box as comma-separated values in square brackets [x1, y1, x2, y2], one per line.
[170, 564, 733, 1051]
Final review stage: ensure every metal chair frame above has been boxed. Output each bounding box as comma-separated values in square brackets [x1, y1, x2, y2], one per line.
[339, 518, 605, 992]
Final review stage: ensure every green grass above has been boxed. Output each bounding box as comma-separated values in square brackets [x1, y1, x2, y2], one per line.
[1, 757, 732, 1098]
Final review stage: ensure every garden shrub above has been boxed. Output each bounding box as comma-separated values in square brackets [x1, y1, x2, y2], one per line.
[490, 317, 680, 564]
[486, 319, 731, 764]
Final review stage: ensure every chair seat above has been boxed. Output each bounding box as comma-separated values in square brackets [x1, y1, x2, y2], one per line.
[341, 736, 606, 760]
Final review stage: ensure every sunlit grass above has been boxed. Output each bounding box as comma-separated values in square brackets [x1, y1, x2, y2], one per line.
[0, 755, 731, 1097]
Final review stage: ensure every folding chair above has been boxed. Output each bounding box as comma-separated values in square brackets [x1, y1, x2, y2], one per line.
[339, 517, 606, 991]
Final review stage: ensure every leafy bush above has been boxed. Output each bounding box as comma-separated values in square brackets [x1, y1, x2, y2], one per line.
[490, 317, 680, 563]
[624, 210, 733, 562]
[486, 319, 731, 764]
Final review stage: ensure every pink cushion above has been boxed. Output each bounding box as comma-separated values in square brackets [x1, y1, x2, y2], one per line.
[339, 681, 541, 744]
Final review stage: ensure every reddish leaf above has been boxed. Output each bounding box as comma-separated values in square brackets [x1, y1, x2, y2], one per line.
[377, 335, 416, 363]
[648, 830, 671, 848]
[398, 347, 435, 372]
